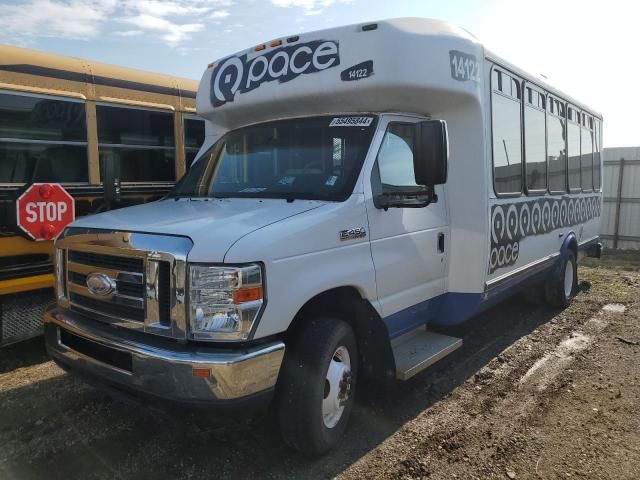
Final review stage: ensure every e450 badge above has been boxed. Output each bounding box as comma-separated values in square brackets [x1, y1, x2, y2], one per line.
[339, 227, 367, 241]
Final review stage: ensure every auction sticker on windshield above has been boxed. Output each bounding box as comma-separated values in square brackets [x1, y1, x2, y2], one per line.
[329, 117, 373, 127]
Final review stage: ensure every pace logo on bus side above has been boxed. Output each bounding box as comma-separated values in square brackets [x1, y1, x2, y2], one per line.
[489, 195, 601, 274]
[210, 40, 340, 107]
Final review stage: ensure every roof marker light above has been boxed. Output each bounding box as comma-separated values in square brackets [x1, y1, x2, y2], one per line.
[286, 36, 299, 43]
[362, 23, 378, 32]
[270, 39, 282, 47]
[207, 62, 215, 69]
[255, 44, 266, 51]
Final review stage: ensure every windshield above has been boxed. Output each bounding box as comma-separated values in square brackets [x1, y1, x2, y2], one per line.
[170, 115, 377, 201]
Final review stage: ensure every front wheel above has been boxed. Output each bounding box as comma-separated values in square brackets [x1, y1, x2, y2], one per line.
[546, 250, 577, 307]
[276, 317, 358, 455]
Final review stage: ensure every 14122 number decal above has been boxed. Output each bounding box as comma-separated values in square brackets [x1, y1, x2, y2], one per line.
[449, 50, 480, 82]
[341, 60, 374, 82]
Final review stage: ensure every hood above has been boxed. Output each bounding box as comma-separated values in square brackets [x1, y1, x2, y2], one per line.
[70, 198, 325, 261]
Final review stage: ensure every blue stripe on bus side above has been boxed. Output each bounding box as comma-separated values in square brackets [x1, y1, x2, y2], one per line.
[383, 251, 570, 337]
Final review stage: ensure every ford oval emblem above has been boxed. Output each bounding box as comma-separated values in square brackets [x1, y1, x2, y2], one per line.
[86, 272, 116, 296]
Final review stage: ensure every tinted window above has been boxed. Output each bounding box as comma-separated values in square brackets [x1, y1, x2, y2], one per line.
[567, 121, 581, 191]
[0, 93, 88, 184]
[0, 93, 86, 142]
[547, 111, 567, 193]
[184, 117, 205, 171]
[377, 123, 417, 187]
[97, 105, 174, 146]
[97, 105, 175, 182]
[524, 99, 546, 192]
[185, 150, 199, 172]
[581, 126, 593, 191]
[99, 147, 174, 182]
[0, 142, 88, 183]
[184, 118, 205, 149]
[492, 75, 522, 195]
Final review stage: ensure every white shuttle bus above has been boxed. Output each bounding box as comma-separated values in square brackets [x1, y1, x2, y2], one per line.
[45, 18, 603, 454]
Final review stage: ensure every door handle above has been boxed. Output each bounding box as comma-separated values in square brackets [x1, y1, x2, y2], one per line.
[438, 232, 445, 253]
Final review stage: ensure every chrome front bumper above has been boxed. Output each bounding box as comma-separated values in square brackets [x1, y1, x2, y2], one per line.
[44, 306, 285, 404]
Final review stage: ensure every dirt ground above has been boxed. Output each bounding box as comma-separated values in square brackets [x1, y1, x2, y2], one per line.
[1, 251, 639, 479]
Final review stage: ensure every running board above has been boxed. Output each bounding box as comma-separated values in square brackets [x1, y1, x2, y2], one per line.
[392, 329, 462, 380]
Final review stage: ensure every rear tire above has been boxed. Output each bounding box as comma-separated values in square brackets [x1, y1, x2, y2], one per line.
[546, 250, 577, 308]
[276, 317, 358, 455]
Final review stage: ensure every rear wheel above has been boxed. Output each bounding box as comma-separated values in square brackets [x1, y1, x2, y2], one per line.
[276, 317, 358, 455]
[546, 250, 577, 307]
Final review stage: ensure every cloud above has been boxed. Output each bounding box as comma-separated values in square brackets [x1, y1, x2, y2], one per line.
[123, 0, 210, 17]
[271, 0, 353, 10]
[120, 13, 203, 46]
[0, 0, 218, 46]
[0, 0, 117, 39]
[119, 1, 220, 46]
[210, 10, 231, 19]
[114, 30, 143, 37]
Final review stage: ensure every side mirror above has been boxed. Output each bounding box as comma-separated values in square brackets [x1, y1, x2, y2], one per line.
[413, 120, 449, 186]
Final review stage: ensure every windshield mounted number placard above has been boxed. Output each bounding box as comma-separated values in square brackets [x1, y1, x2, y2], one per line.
[329, 117, 373, 127]
[449, 50, 480, 82]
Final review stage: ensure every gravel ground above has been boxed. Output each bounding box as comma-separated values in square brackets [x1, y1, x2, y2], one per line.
[1, 252, 639, 479]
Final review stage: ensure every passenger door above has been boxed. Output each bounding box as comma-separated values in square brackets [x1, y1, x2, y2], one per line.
[365, 116, 449, 336]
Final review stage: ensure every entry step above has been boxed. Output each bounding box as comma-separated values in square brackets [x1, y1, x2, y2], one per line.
[392, 329, 462, 380]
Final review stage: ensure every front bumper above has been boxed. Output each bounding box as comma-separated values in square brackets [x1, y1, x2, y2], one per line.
[44, 306, 285, 405]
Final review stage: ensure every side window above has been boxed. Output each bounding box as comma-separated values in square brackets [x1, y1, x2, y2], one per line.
[0, 92, 88, 184]
[183, 117, 205, 171]
[491, 69, 523, 195]
[524, 85, 547, 193]
[97, 105, 175, 182]
[377, 123, 418, 187]
[567, 107, 581, 192]
[547, 96, 567, 193]
[580, 116, 593, 192]
[593, 120, 602, 190]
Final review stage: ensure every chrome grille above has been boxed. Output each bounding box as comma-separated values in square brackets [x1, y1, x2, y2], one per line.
[56, 230, 192, 340]
[67, 252, 146, 322]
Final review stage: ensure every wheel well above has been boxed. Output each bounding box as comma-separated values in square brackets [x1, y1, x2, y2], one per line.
[287, 287, 396, 384]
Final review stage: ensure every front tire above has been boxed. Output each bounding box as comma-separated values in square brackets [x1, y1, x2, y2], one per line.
[276, 317, 358, 455]
[546, 250, 577, 307]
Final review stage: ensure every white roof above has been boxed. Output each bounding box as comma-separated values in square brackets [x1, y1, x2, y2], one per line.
[196, 17, 600, 131]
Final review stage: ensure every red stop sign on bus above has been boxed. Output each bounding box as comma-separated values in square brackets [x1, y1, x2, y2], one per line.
[16, 183, 75, 241]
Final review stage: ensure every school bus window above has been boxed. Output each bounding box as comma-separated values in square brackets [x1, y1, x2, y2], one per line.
[567, 108, 581, 192]
[524, 87, 546, 193]
[97, 105, 175, 182]
[547, 96, 567, 193]
[183, 117, 205, 171]
[0, 92, 88, 184]
[491, 69, 523, 195]
[581, 118, 594, 192]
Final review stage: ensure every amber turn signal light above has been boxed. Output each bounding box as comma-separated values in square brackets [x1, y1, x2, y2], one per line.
[192, 367, 211, 378]
[233, 287, 263, 304]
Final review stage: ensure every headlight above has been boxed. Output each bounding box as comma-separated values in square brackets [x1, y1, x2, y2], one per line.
[188, 263, 264, 341]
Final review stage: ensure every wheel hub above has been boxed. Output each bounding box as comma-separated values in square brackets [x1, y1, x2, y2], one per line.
[322, 346, 352, 428]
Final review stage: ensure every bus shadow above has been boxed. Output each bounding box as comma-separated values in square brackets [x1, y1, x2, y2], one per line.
[0, 295, 561, 480]
[0, 335, 48, 374]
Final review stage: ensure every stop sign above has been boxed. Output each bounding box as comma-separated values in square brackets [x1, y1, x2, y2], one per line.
[16, 183, 75, 241]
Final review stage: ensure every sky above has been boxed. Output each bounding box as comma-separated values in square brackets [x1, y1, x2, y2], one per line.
[0, 0, 637, 147]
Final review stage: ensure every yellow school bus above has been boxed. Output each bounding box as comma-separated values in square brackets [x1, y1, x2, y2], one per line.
[0, 44, 204, 345]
